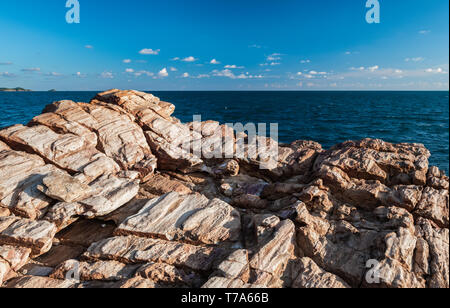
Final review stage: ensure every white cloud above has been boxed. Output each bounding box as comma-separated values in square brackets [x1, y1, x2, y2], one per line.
[181, 56, 197, 62]
[425, 67, 446, 74]
[225, 65, 244, 69]
[125, 68, 134, 73]
[134, 70, 154, 77]
[267, 53, 282, 61]
[123, 59, 132, 64]
[300, 59, 311, 64]
[260, 62, 280, 66]
[101, 71, 114, 79]
[405, 57, 424, 62]
[210, 59, 221, 65]
[169, 67, 178, 72]
[0, 72, 16, 78]
[182, 72, 190, 78]
[249, 44, 262, 49]
[46, 72, 62, 77]
[139, 48, 160, 55]
[74, 72, 86, 78]
[195, 74, 210, 79]
[418, 30, 431, 35]
[21, 68, 41, 72]
[213, 69, 262, 79]
[368, 65, 379, 72]
[158, 68, 169, 77]
[85, 45, 94, 49]
[171, 57, 180, 61]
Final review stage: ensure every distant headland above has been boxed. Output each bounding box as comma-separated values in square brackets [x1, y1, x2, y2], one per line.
[0, 87, 32, 92]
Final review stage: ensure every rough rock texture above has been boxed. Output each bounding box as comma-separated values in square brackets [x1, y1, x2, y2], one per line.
[0, 90, 447, 289]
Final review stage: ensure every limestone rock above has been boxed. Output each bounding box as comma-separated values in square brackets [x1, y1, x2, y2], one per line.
[83, 236, 227, 272]
[94, 89, 176, 128]
[116, 192, 241, 245]
[51, 259, 140, 281]
[292, 258, 350, 288]
[0, 217, 57, 256]
[249, 220, 296, 286]
[0, 124, 120, 182]
[0, 245, 31, 272]
[4, 276, 75, 288]
[37, 170, 93, 203]
[45, 174, 139, 230]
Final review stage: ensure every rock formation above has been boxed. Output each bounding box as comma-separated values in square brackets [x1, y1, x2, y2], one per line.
[0, 90, 448, 289]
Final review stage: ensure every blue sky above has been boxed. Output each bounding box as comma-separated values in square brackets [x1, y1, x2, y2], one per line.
[0, 0, 448, 90]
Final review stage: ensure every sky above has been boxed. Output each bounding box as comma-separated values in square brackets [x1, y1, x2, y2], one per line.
[0, 0, 449, 91]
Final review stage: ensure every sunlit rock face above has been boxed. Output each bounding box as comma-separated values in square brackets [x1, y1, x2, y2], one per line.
[0, 90, 447, 289]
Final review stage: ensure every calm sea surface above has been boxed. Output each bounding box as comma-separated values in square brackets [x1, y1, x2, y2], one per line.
[0, 91, 448, 174]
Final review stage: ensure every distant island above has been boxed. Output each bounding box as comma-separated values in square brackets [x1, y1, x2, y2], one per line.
[0, 87, 32, 92]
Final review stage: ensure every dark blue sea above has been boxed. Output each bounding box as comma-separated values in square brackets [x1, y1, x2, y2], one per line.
[0, 91, 448, 174]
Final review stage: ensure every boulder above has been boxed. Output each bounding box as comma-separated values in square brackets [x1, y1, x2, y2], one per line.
[116, 192, 241, 245]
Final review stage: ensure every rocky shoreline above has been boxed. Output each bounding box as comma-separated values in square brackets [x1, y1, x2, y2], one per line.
[0, 89, 448, 288]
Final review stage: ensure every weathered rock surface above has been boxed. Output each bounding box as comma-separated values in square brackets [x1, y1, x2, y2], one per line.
[0, 90, 447, 289]
[116, 192, 241, 245]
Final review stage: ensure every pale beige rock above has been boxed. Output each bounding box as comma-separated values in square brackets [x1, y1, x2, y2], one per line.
[0, 140, 10, 152]
[4, 275, 75, 288]
[0, 217, 57, 256]
[0, 148, 46, 200]
[0, 124, 120, 182]
[0, 245, 31, 271]
[0, 208, 10, 217]
[94, 89, 176, 128]
[83, 236, 227, 272]
[314, 138, 430, 186]
[415, 187, 449, 228]
[37, 170, 93, 203]
[145, 130, 204, 173]
[140, 174, 192, 196]
[115, 277, 157, 288]
[202, 277, 263, 289]
[249, 220, 295, 285]
[51, 259, 140, 281]
[416, 218, 449, 288]
[215, 249, 250, 281]
[292, 258, 350, 288]
[1, 164, 58, 220]
[116, 192, 240, 245]
[136, 262, 203, 287]
[45, 175, 139, 229]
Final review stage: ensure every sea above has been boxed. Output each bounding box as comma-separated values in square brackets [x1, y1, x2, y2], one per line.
[0, 91, 448, 174]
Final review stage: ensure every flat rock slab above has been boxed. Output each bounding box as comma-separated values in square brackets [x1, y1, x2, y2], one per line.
[83, 235, 227, 272]
[0, 217, 57, 256]
[33, 100, 157, 179]
[0, 245, 31, 272]
[0, 148, 46, 200]
[292, 257, 350, 288]
[116, 192, 241, 245]
[249, 220, 296, 285]
[37, 170, 93, 203]
[3, 275, 75, 288]
[51, 259, 140, 282]
[94, 89, 176, 129]
[0, 124, 120, 183]
[45, 174, 139, 230]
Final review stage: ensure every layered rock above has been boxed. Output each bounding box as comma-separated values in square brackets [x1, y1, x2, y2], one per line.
[0, 90, 447, 289]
